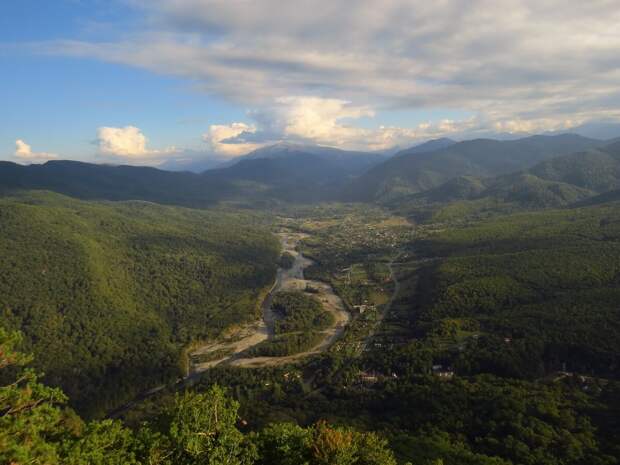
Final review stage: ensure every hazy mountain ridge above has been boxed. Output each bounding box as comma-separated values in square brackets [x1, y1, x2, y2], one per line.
[218, 142, 386, 174]
[0, 143, 388, 204]
[342, 134, 605, 202]
[389, 140, 620, 221]
[2, 134, 619, 209]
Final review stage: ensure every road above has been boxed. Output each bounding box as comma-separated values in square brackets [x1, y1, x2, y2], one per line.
[360, 255, 401, 351]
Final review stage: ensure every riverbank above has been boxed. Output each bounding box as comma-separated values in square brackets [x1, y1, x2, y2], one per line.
[188, 231, 350, 372]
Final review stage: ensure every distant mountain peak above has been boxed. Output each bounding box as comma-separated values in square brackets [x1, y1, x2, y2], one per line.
[395, 138, 457, 157]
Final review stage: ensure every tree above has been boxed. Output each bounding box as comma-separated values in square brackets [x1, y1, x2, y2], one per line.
[168, 386, 256, 465]
[0, 328, 67, 464]
[254, 422, 311, 465]
[0, 327, 138, 465]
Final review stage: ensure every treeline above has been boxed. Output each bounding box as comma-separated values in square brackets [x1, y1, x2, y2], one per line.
[0, 191, 279, 416]
[278, 251, 295, 269]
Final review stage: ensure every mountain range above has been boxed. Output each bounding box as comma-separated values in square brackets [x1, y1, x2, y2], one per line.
[387, 140, 620, 221]
[341, 134, 609, 202]
[2, 134, 620, 209]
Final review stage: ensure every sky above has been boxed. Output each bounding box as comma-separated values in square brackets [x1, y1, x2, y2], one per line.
[1, 0, 620, 166]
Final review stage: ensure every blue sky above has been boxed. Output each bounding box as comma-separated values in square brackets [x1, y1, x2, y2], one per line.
[2, 1, 620, 165]
[1, 1, 249, 161]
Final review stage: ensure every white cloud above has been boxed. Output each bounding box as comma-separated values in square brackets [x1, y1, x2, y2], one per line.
[210, 98, 482, 153]
[13, 139, 58, 163]
[96, 126, 176, 163]
[202, 122, 265, 157]
[276, 97, 373, 144]
[33, 0, 620, 150]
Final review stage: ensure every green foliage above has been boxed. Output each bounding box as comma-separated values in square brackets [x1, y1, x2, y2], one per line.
[410, 202, 620, 378]
[167, 387, 256, 465]
[255, 421, 397, 465]
[244, 291, 334, 357]
[1, 328, 67, 464]
[1, 329, 401, 465]
[272, 291, 334, 334]
[278, 252, 296, 269]
[390, 432, 511, 465]
[0, 191, 279, 415]
[61, 420, 142, 465]
[247, 332, 325, 357]
[254, 422, 312, 465]
[0, 326, 140, 465]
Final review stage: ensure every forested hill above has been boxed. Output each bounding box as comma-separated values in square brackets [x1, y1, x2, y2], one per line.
[406, 199, 620, 379]
[342, 134, 605, 202]
[0, 191, 279, 416]
[220, 142, 386, 175]
[388, 140, 620, 222]
[0, 160, 231, 208]
[0, 144, 384, 206]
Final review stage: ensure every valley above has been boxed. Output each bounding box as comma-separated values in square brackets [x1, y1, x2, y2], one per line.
[3, 135, 620, 465]
[188, 230, 351, 371]
[6, 4, 620, 463]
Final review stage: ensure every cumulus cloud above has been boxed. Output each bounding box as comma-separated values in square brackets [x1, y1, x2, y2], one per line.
[208, 98, 482, 153]
[96, 126, 176, 163]
[14, 139, 58, 163]
[36, 0, 620, 148]
[202, 122, 266, 157]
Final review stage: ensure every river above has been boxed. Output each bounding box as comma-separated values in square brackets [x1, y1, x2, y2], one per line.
[188, 231, 350, 372]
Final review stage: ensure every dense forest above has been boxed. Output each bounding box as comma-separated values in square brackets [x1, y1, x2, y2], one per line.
[406, 201, 620, 379]
[272, 292, 334, 334]
[0, 191, 279, 416]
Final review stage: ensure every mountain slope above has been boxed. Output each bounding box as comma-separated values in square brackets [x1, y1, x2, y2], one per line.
[391, 141, 620, 221]
[343, 134, 604, 202]
[0, 191, 278, 415]
[204, 152, 348, 202]
[222, 143, 386, 175]
[0, 160, 231, 207]
[0, 144, 385, 205]
[411, 200, 620, 377]
[390, 137, 456, 157]
[530, 141, 620, 192]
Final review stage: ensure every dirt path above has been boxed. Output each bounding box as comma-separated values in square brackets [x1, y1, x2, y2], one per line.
[188, 231, 350, 372]
[361, 256, 401, 351]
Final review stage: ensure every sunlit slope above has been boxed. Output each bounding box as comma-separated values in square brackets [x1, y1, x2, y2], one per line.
[0, 191, 278, 415]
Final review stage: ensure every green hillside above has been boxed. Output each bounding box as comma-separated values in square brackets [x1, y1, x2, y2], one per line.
[391, 141, 620, 222]
[343, 134, 604, 202]
[0, 191, 279, 415]
[530, 141, 620, 192]
[408, 201, 620, 379]
[0, 145, 383, 206]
